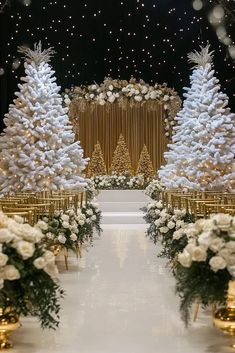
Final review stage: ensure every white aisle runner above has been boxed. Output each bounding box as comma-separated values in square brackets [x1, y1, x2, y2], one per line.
[14, 225, 230, 353]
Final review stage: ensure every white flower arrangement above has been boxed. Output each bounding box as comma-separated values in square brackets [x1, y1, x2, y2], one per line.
[40, 202, 102, 251]
[145, 179, 165, 200]
[175, 213, 235, 325]
[63, 77, 181, 139]
[0, 212, 63, 329]
[91, 172, 148, 190]
[177, 214, 235, 275]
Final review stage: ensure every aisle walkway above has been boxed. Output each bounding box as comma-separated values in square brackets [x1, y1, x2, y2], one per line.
[14, 225, 232, 353]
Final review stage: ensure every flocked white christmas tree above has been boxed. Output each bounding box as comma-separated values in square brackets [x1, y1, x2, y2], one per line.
[0, 42, 89, 194]
[159, 45, 235, 191]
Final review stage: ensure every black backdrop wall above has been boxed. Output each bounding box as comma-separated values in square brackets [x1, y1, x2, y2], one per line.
[0, 0, 235, 130]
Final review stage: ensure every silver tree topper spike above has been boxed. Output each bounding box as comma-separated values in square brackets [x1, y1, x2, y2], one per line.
[17, 41, 56, 65]
[187, 44, 214, 68]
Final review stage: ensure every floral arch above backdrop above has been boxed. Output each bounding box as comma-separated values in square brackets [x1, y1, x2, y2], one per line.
[63, 78, 181, 173]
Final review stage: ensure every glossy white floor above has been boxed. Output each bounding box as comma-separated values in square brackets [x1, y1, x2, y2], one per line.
[12, 224, 234, 353]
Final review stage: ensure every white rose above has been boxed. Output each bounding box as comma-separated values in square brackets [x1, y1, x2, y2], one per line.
[209, 238, 225, 253]
[13, 215, 24, 224]
[61, 214, 70, 222]
[108, 95, 115, 103]
[0, 253, 8, 267]
[0, 229, 14, 243]
[91, 215, 97, 221]
[202, 219, 216, 232]
[167, 221, 175, 230]
[47, 232, 55, 240]
[219, 248, 230, 260]
[33, 257, 46, 269]
[64, 98, 71, 105]
[198, 232, 213, 248]
[141, 86, 148, 94]
[36, 220, 48, 231]
[70, 233, 77, 241]
[159, 227, 169, 234]
[194, 219, 206, 232]
[54, 210, 61, 217]
[69, 210, 75, 217]
[213, 214, 232, 231]
[99, 99, 106, 106]
[175, 219, 184, 228]
[173, 229, 184, 240]
[185, 242, 197, 255]
[226, 241, 235, 252]
[71, 226, 78, 234]
[58, 234, 66, 244]
[89, 93, 95, 99]
[4, 265, 20, 280]
[209, 256, 227, 272]
[62, 222, 70, 229]
[109, 85, 113, 91]
[107, 91, 112, 97]
[178, 251, 192, 268]
[150, 91, 157, 99]
[163, 95, 169, 101]
[191, 246, 207, 262]
[79, 220, 85, 226]
[16, 240, 35, 259]
[134, 95, 142, 102]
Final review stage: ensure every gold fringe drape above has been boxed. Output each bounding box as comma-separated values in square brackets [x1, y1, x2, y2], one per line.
[72, 101, 167, 173]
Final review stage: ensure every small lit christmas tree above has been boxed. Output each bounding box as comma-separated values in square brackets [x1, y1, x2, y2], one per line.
[87, 141, 107, 177]
[136, 145, 154, 179]
[159, 45, 235, 191]
[109, 134, 133, 175]
[0, 42, 88, 194]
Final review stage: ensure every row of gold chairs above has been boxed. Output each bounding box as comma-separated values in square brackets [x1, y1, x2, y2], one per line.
[0, 190, 87, 225]
[162, 190, 235, 217]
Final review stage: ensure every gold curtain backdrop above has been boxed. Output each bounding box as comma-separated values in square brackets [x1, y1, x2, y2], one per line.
[71, 101, 167, 173]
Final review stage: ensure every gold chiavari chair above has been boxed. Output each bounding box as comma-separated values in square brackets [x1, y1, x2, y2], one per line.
[2, 209, 36, 225]
[12, 203, 54, 221]
[188, 199, 219, 218]
[204, 204, 235, 217]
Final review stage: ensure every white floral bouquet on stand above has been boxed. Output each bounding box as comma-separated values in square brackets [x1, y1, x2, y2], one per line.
[175, 214, 235, 325]
[0, 212, 64, 329]
[39, 202, 102, 253]
[142, 201, 194, 256]
[145, 178, 164, 200]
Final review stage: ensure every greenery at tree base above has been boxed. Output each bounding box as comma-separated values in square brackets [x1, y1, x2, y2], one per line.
[0, 245, 64, 330]
[174, 252, 231, 326]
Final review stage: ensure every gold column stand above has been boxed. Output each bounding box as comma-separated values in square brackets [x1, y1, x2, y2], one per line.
[0, 308, 20, 350]
[214, 281, 235, 336]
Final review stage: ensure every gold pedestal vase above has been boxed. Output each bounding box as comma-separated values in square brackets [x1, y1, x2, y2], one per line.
[0, 308, 20, 349]
[214, 280, 235, 336]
